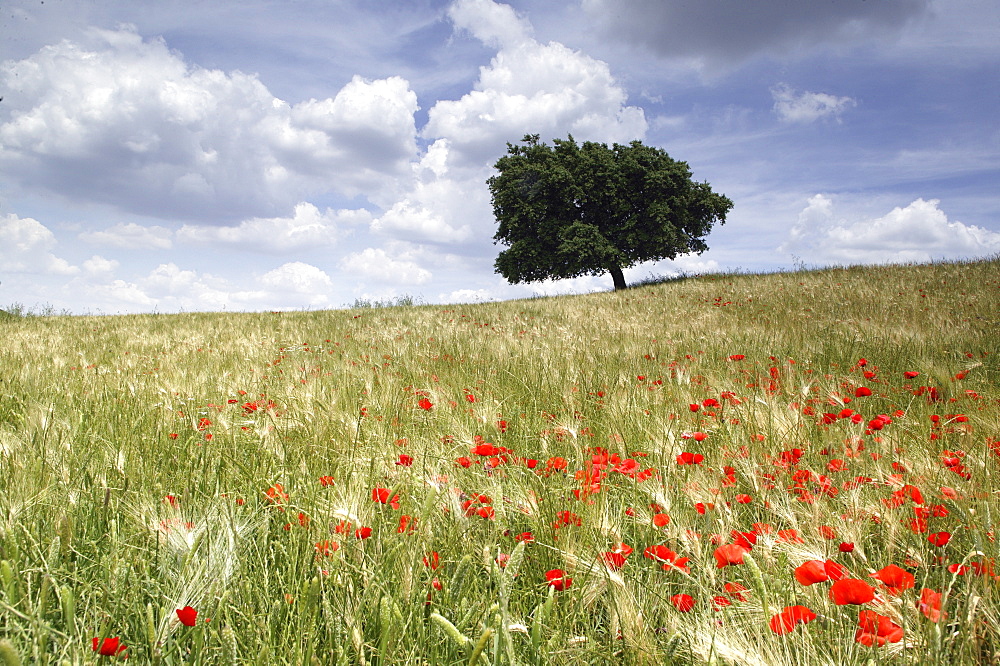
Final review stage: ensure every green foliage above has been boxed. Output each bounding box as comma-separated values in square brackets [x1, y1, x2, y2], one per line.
[488, 134, 733, 290]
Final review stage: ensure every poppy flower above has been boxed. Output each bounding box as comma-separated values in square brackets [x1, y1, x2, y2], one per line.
[769, 605, 817, 635]
[602, 552, 628, 570]
[354, 526, 372, 539]
[676, 452, 704, 465]
[794, 560, 829, 586]
[904, 371, 920, 379]
[839, 542, 855, 553]
[918, 588, 943, 622]
[423, 552, 440, 570]
[652, 513, 671, 527]
[712, 595, 732, 611]
[928, 531, 951, 547]
[92, 637, 128, 657]
[724, 582, 750, 601]
[315, 540, 339, 556]
[714, 544, 748, 568]
[318, 475, 335, 487]
[871, 564, 914, 595]
[176, 605, 198, 627]
[545, 569, 572, 590]
[371, 487, 400, 509]
[395, 454, 413, 466]
[830, 578, 875, 605]
[417, 398, 433, 410]
[855, 610, 904, 646]
[671, 593, 696, 612]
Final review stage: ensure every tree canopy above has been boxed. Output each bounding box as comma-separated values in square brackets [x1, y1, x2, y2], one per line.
[488, 134, 733, 290]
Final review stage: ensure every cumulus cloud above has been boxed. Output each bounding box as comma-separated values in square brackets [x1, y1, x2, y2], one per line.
[425, 0, 647, 166]
[177, 202, 370, 252]
[340, 247, 432, 285]
[0, 213, 78, 275]
[78, 261, 335, 313]
[79, 222, 174, 249]
[772, 84, 856, 124]
[448, 0, 532, 49]
[582, 0, 931, 67]
[0, 26, 418, 223]
[780, 195, 1000, 264]
[82, 255, 120, 276]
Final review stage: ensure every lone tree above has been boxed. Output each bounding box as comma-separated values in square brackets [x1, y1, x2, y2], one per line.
[488, 134, 733, 291]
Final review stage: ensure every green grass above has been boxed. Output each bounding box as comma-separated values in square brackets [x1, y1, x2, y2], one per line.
[1, 258, 998, 664]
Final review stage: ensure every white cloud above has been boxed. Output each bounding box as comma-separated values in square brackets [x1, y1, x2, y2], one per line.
[0, 27, 419, 222]
[780, 195, 1000, 264]
[82, 255, 120, 276]
[448, 0, 533, 49]
[76, 261, 336, 313]
[425, 1, 647, 166]
[0, 213, 78, 275]
[340, 248, 432, 285]
[772, 84, 856, 124]
[79, 222, 174, 249]
[177, 202, 369, 252]
[260, 262, 333, 294]
[443, 288, 493, 303]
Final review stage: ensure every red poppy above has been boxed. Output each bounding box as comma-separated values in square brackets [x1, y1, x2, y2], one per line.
[602, 552, 628, 570]
[354, 526, 372, 539]
[724, 582, 750, 601]
[176, 605, 198, 627]
[855, 386, 872, 397]
[652, 512, 671, 527]
[318, 475, 335, 487]
[676, 452, 704, 465]
[515, 531, 535, 543]
[671, 593, 696, 612]
[918, 588, 943, 622]
[769, 605, 817, 635]
[472, 443, 499, 456]
[794, 560, 829, 586]
[855, 610, 904, 646]
[92, 637, 128, 657]
[904, 371, 920, 379]
[417, 397, 433, 410]
[871, 564, 914, 595]
[395, 454, 414, 466]
[545, 569, 572, 590]
[818, 525, 837, 540]
[397, 514, 418, 533]
[265, 483, 288, 504]
[371, 487, 400, 509]
[830, 578, 875, 605]
[928, 531, 951, 547]
[315, 540, 339, 556]
[714, 544, 748, 568]
[839, 542, 855, 553]
[423, 552, 440, 570]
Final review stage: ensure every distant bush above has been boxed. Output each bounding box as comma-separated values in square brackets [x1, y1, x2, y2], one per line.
[348, 294, 422, 309]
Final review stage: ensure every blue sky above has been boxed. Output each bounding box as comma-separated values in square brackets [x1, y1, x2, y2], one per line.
[2, 0, 998, 314]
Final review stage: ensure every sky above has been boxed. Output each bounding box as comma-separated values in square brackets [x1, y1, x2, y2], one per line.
[1, 0, 998, 314]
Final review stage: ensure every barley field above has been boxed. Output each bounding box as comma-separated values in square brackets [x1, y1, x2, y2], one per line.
[1, 258, 998, 665]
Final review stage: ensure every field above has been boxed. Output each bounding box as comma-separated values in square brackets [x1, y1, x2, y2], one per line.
[1, 258, 998, 665]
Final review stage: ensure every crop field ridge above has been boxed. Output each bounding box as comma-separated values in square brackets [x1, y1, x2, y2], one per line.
[1, 257, 998, 664]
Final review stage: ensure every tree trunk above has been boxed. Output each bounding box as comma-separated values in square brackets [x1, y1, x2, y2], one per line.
[609, 265, 627, 291]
